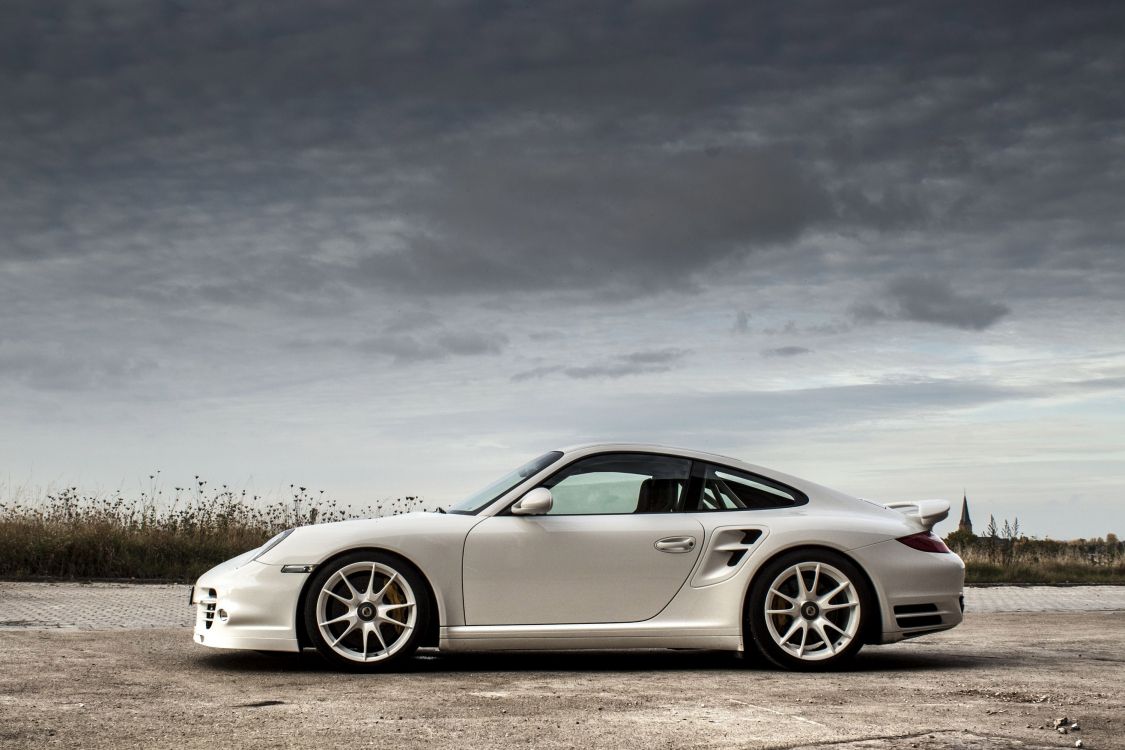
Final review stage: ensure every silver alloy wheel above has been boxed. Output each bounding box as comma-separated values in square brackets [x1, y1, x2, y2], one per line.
[315, 561, 418, 663]
[763, 561, 861, 661]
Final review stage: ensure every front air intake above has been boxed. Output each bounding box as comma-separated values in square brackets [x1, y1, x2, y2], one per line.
[197, 588, 218, 629]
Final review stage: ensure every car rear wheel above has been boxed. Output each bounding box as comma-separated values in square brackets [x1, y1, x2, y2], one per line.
[746, 549, 871, 670]
[303, 550, 429, 671]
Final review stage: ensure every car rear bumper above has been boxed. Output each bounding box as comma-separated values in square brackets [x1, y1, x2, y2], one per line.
[850, 539, 965, 644]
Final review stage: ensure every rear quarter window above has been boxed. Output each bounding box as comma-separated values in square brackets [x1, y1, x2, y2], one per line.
[696, 464, 806, 511]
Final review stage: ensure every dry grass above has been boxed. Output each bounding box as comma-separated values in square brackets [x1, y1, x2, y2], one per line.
[964, 559, 1125, 583]
[0, 480, 424, 582]
[947, 529, 1125, 584]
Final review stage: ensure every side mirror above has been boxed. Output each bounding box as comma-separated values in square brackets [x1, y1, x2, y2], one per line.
[511, 487, 553, 516]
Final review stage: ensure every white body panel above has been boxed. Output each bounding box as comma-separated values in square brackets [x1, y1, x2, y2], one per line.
[462, 514, 704, 624]
[192, 443, 964, 656]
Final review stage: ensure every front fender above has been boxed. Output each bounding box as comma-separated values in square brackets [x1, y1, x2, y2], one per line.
[255, 512, 484, 628]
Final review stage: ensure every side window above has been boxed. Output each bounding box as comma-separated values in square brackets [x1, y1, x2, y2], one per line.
[540, 454, 692, 515]
[696, 464, 802, 511]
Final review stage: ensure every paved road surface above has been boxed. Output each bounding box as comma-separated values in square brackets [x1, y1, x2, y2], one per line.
[2, 582, 1123, 749]
[2, 581, 1124, 630]
[1, 613, 1123, 750]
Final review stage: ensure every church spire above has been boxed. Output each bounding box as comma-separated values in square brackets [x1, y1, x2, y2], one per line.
[957, 491, 973, 534]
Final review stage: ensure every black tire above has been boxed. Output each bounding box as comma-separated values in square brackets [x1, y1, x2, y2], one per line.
[746, 548, 873, 671]
[302, 550, 431, 672]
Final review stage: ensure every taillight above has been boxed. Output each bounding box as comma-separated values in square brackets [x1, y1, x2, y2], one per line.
[896, 532, 950, 553]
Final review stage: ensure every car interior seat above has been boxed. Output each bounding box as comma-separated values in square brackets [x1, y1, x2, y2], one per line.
[635, 478, 681, 513]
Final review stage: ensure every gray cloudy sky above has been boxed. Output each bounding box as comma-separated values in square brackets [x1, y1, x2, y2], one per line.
[2, 0, 1123, 537]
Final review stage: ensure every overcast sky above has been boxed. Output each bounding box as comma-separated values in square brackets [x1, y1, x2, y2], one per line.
[2, 1, 1123, 538]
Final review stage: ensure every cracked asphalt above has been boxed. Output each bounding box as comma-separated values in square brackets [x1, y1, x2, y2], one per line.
[0, 584, 1122, 749]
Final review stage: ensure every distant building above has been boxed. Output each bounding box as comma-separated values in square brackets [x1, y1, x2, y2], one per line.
[957, 492, 973, 535]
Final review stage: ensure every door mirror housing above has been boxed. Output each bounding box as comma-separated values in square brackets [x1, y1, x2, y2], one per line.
[511, 487, 553, 516]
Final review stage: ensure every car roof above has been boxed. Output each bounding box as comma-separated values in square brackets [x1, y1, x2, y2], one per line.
[559, 442, 743, 464]
[557, 442, 787, 478]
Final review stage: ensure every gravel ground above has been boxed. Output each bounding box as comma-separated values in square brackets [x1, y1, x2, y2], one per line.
[1, 611, 1123, 749]
[3, 582, 1125, 630]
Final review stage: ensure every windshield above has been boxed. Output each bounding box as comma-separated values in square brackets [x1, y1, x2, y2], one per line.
[447, 451, 564, 514]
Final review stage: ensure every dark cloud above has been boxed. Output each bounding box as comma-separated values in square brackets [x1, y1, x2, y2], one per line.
[2, 0, 1122, 309]
[527, 331, 566, 342]
[509, 365, 564, 383]
[293, 329, 509, 364]
[732, 311, 751, 335]
[358, 331, 509, 363]
[1055, 375, 1125, 395]
[762, 346, 812, 357]
[853, 276, 1011, 330]
[512, 348, 688, 381]
[348, 147, 829, 295]
[762, 320, 851, 336]
[0, 1, 1119, 380]
[0, 343, 156, 392]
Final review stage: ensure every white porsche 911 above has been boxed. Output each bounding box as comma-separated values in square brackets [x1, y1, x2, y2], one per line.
[191, 444, 964, 671]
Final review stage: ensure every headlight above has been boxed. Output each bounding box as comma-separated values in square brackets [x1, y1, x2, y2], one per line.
[253, 528, 294, 561]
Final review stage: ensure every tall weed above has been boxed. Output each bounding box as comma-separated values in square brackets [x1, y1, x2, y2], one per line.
[0, 480, 426, 581]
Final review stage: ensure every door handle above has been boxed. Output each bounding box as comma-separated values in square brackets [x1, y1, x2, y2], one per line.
[654, 536, 696, 553]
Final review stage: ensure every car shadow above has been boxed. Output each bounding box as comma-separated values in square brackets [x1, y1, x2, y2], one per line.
[195, 645, 995, 675]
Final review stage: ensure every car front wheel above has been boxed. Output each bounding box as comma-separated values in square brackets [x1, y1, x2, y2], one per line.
[746, 549, 871, 670]
[303, 550, 429, 671]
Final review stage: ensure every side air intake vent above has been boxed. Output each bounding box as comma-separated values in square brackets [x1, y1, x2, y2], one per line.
[690, 526, 768, 587]
[725, 530, 764, 567]
[893, 603, 942, 629]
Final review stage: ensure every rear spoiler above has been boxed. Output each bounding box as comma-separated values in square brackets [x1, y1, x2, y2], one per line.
[883, 499, 950, 531]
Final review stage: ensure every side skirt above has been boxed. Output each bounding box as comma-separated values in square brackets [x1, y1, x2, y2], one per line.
[440, 624, 742, 652]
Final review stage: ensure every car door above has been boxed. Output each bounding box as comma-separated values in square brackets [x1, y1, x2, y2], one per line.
[461, 452, 705, 625]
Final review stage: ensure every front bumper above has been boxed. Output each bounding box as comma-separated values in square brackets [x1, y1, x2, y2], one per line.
[191, 554, 308, 653]
[851, 539, 965, 644]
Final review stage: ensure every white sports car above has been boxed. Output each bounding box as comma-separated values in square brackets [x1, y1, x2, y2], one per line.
[191, 444, 964, 671]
